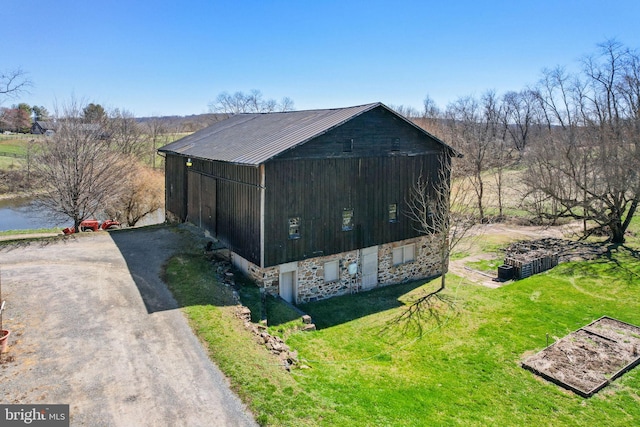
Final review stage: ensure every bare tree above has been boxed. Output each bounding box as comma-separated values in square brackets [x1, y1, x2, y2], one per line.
[524, 40, 640, 243]
[105, 108, 147, 159]
[32, 100, 133, 231]
[410, 95, 448, 142]
[278, 96, 295, 112]
[145, 117, 167, 168]
[0, 68, 31, 104]
[208, 90, 295, 114]
[391, 152, 476, 330]
[389, 104, 420, 119]
[446, 92, 504, 220]
[491, 125, 515, 219]
[502, 89, 541, 153]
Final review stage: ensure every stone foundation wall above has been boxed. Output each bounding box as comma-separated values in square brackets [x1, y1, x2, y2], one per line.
[295, 250, 360, 302]
[234, 234, 444, 304]
[378, 234, 443, 285]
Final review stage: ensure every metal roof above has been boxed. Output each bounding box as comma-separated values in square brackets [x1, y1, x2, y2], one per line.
[158, 102, 453, 165]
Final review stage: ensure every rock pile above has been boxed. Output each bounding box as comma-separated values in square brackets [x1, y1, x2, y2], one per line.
[236, 306, 301, 370]
[205, 240, 314, 371]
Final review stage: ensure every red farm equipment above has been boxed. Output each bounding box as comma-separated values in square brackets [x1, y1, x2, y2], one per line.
[62, 219, 121, 235]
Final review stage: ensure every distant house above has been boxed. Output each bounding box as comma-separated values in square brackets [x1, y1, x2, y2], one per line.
[31, 121, 106, 138]
[158, 103, 455, 304]
[31, 120, 57, 135]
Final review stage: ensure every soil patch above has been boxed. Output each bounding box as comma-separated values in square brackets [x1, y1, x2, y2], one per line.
[522, 316, 640, 397]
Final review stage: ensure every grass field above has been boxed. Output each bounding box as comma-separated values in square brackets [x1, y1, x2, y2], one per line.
[0, 228, 60, 237]
[0, 132, 186, 172]
[0, 135, 31, 170]
[164, 219, 640, 426]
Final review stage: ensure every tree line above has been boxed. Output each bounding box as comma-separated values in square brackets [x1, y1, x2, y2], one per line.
[399, 40, 639, 244]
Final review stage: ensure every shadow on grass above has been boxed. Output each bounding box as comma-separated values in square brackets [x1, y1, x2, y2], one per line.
[604, 243, 640, 280]
[266, 295, 306, 326]
[298, 279, 430, 330]
[236, 283, 308, 327]
[554, 243, 640, 283]
[109, 224, 445, 330]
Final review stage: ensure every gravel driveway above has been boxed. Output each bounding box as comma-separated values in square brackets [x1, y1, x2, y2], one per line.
[0, 226, 257, 427]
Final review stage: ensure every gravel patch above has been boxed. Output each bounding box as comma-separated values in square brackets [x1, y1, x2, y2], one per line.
[0, 226, 256, 426]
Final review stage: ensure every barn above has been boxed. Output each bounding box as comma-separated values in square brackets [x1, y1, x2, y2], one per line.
[158, 102, 454, 303]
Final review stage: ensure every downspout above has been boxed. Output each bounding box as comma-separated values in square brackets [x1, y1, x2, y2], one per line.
[183, 156, 189, 222]
[260, 164, 266, 268]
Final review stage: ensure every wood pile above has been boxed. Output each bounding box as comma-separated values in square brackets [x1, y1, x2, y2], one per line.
[502, 237, 608, 279]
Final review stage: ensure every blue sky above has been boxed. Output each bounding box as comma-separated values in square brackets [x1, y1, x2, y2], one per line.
[3, 1, 640, 117]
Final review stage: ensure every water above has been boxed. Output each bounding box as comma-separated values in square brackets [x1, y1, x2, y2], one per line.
[0, 197, 165, 231]
[0, 197, 66, 231]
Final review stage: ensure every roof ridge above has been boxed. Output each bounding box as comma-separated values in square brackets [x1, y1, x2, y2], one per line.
[236, 102, 381, 116]
[232, 104, 380, 163]
[158, 102, 458, 164]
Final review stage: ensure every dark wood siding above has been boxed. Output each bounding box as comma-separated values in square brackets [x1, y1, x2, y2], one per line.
[167, 155, 262, 265]
[187, 172, 217, 232]
[275, 105, 442, 160]
[165, 154, 187, 221]
[263, 154, 442, 267]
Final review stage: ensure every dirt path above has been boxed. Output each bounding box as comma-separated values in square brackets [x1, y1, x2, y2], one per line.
[448, 222, 577, 288]
[0, 227, 256, 427]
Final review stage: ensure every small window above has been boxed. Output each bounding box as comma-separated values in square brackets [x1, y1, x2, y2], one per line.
[324, 260, 339, 283]
[288, 217, 301, 239]
[393, 244, 415, 266]
[342, 139, 353, 152]
[391, 138, 400, 151]
[388, 203, 398, 223]
[342, 209, 354, 231]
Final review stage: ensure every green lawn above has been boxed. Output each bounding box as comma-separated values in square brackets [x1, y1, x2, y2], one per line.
[165, 230, 640, 426]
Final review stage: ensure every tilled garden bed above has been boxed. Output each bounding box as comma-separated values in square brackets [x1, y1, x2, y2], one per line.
[522, 316, 640, 397]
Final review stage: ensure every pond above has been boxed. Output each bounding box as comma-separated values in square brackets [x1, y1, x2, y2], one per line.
[0, 197, 164, 232]
[0, 197, 66, 231]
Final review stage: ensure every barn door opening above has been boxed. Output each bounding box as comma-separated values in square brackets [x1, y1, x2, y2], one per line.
[187, 172, 217, 236]
[201, 175, 217, 236]
[187, 171, 202, 227]
[361, 245, 378, 290]
[279, 262, 298, 304]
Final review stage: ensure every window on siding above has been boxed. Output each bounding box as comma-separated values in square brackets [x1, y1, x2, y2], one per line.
[342, 209, 354, 231]
[324, 260, 339, 283]
[288, 217, 301, 239]
[391, 138, 400, 151]
[342, 139, 353, 152]
[389, 203, 398, 223]
[392, 244, 415, 266]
